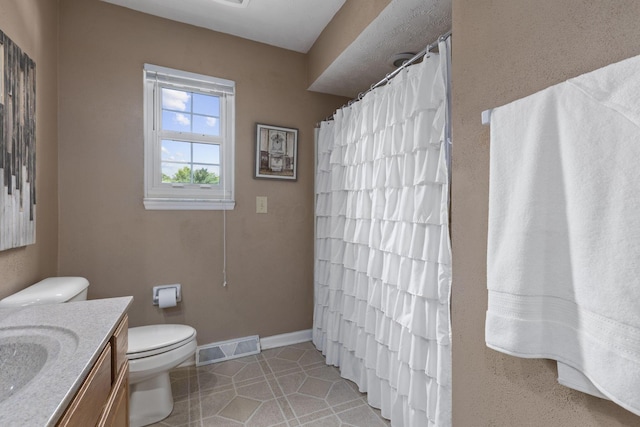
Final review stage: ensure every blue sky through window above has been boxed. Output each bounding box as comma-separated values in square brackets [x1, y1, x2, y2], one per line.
[161, 88, 220, 136]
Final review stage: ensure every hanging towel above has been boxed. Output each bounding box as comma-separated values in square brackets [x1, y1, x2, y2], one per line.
[486, 53, 640, 416]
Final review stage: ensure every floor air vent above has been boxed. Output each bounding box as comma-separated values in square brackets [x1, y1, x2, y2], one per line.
[196, 335, 260, 366]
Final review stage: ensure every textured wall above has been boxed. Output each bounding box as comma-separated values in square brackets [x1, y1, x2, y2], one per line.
[57, 0, 348, 345]
[451, 0, 640, 425]
[307, 0, 391, 88]
[0, 0, 58, 295]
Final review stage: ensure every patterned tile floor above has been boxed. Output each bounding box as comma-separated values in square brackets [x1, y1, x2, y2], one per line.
[149, 341, 391, 427]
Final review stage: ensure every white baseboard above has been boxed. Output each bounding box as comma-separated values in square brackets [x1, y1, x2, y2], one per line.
[260, 329, 312, 350]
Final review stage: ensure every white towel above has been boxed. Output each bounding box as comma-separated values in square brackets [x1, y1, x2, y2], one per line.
[486, 53, 640, 416]
[557, 362, 607, 400]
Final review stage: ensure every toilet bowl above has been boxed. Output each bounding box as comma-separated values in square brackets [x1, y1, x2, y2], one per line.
[0, 277, 197, 427]
[128, 324, 197, 427]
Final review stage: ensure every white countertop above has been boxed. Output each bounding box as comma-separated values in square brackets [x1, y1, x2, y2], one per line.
[0, 297, 132, 426]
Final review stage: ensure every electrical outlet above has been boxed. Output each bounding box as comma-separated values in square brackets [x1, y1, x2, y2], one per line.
[256, 196, 268, 214]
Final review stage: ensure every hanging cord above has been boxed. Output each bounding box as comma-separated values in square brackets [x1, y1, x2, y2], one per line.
[222, 207, 228, 287]
[221, 93, 229, 288]
[222, 158, 228, 287]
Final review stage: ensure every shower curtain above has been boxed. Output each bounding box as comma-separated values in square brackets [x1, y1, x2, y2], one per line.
[313, 38, 452, 427]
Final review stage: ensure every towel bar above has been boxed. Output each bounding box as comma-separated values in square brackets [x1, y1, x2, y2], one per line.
[481, 109, 492, 125]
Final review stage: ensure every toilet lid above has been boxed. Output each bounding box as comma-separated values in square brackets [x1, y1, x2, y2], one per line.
[128, 324, 196, 359]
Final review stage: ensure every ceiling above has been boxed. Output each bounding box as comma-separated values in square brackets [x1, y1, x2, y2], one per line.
[101, 0, 451, 98]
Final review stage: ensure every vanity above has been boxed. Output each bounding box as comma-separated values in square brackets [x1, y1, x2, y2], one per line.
[0, 297, 132, 426]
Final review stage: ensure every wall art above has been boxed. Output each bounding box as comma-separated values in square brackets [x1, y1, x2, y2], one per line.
[255, 123, 297, 181]
[0, 30, 36, 250]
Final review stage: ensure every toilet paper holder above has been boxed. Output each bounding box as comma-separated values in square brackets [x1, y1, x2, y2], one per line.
[152, 284, 182, 306]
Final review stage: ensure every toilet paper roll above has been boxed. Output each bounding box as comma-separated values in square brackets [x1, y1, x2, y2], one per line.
[158, 287, 177, 308]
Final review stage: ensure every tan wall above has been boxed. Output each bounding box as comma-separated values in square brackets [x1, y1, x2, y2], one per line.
[57, 0, 348, 345]
[0, 0, 58, 297]
[452, 0, 640, 425]
[307, 0, 391, 88]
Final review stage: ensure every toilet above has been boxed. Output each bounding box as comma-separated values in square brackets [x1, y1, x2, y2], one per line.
[0, 277, 197, 427]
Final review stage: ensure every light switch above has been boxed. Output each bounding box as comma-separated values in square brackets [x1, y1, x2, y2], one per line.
[256, 196, 268, 214]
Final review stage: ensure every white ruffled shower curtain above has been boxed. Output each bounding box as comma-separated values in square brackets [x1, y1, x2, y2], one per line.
[313, 39, 452, 427]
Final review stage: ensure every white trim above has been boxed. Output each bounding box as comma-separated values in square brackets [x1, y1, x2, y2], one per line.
[260, 329, 312, 350]
[143, 64, 236, 210]
[143, 198, 235, 210]
[144, 63, 235, 92]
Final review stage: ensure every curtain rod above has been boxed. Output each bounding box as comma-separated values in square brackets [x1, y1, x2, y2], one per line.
[318, 29, 452, 125]
[367, 29, 452, 96]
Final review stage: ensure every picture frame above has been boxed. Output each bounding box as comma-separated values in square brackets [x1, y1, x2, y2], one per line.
[255, 123, 298, 181]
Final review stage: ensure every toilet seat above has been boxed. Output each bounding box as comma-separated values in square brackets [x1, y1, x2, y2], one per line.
[127, 324, 196, 360]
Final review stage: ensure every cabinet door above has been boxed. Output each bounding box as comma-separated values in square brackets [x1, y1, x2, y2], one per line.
[57, 344, 112, 426]
[111, 315, 128, 381]
[98, 360, 129, 427]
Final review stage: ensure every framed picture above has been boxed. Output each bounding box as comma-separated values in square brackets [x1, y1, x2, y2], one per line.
[255, 123, 298, 181]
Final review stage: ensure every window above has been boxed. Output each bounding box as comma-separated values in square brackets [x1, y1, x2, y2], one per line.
[143, 64, 235, 210]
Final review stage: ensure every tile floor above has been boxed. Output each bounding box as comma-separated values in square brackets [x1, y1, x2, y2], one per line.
[149, 341, 391, 427]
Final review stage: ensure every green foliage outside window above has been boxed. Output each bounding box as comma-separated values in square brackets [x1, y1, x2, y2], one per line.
[162, 166, 219, 184]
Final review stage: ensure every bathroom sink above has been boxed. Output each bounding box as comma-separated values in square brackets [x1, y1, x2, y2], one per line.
[0, 326, 79, 403]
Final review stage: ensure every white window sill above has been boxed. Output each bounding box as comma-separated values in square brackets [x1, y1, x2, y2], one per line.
[144, 198, 235, 211]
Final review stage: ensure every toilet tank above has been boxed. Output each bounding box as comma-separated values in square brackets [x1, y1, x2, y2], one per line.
[0, 277, 90, 308]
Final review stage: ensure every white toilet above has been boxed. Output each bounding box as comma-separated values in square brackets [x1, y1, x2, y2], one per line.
[0, 277, 197, 427]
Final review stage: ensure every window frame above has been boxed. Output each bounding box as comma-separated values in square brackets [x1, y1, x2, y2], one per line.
[143, 64, 235, 210]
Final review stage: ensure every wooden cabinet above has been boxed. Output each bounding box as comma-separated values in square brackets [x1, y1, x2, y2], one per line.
[110, 315, 128, 383]
[57, 315, 129, 427]
[56, 344, 112, 426]
[98, 360, 129, 427]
